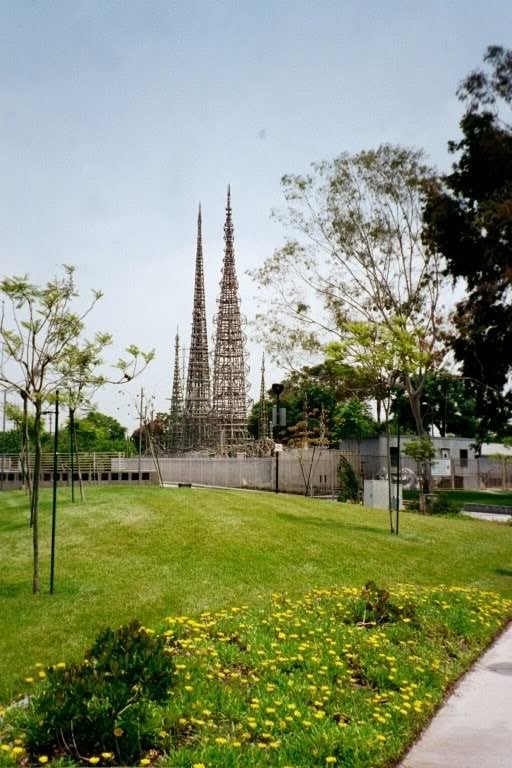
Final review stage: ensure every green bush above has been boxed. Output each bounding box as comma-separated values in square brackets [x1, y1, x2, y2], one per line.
[351, 581, 416, 626]
[431, 494, 456, 515]
[337, 457, 360, 503]
[19, 620, 173, 765]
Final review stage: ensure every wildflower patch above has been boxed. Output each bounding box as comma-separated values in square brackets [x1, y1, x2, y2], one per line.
[1, 585, 510, 767]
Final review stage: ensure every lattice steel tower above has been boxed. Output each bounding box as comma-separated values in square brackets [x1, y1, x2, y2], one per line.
[211, 186, 250, 449]
[168, 330, 184, 453]
[258, 354, 269, 439]
[184, 205, 212, 450]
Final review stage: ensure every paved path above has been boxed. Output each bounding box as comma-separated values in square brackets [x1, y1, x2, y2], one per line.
[400, 622, 512, 768]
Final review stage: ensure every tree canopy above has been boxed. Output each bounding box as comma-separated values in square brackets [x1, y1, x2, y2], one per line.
[252, 144, 446, 436]
[424, 46, 512, 440]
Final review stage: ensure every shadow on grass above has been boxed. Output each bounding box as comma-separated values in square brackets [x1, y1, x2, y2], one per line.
[495, 567, 512, 577]
[275, 512, 390, 537]
[0, 581, 34, 598]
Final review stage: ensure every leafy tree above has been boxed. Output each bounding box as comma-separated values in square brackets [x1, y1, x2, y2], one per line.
[74, 411, 127, 451]
[392, 372, 478, 437]
[337, 456, 361, 503]
[327, 317, 433, 527]
[423, 46, 512, 441]
[248, 359, 379, 444]
[332, 398, 378, 442]
[403, 437, 436, 495]
[252, 144, 446, 436]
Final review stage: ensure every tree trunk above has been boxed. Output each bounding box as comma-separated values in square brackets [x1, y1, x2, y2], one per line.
[71, 410, 84, 502]
[21, 394, 33, 522]
[407, 388, 426, 437]
[31, 404, 42, 594]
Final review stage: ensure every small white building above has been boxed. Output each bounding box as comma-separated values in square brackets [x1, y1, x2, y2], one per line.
[338, 436, 512, 491]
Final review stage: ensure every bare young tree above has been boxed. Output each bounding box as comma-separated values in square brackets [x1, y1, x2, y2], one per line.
[0, 267, 101, 592]
[59, 335, 154, 502]
[0, 267, 154, 593]
[251, 145, 446, 435]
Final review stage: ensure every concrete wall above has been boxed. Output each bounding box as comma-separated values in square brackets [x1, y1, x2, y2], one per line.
[0, 470, 159, 491]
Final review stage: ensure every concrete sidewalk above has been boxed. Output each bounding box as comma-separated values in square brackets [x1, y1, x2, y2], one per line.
[400, 622, 512, 768]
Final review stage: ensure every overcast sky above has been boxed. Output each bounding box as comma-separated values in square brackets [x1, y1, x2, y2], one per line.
[1, 0, 510, 429]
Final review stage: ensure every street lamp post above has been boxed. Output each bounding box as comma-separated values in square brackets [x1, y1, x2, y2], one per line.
[50, 391, 60, 594]
[138, 387, 144, 484]
[272, 383, 284, 494]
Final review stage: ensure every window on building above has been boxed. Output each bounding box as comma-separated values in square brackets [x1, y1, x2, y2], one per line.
[390, 447, 398, 467]
[459, 449, 468, 468]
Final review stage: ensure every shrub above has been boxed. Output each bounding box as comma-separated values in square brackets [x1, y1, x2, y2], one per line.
[431, 494, 456, 515]
[337, 457, 360, 503]
[351, 581, 416, 626]
[19, 620, 173, 765]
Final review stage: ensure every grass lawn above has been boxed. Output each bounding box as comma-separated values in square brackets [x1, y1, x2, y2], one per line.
[403, 488, 512, 511]
[1, 486, 512, 707]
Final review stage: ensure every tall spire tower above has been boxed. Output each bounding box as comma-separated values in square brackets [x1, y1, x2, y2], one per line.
[211, 186, 250, 450]
[258, 354, 268, 439]
[184, 205, 211, 450]
[169, 330, 184, 453]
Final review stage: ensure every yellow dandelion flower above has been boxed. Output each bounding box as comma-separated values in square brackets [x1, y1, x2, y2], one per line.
[88, 758, 100, 765]
[1, 745, 11, 752]
[326, 758, 337, 765]
[101, 752, 114, 759]
[113, 727, 124, 737]
[38, 758, 49, 765]
[215, 737, 227, 745]
[192, 764, 206, 768]
[11, 746, 24, 756]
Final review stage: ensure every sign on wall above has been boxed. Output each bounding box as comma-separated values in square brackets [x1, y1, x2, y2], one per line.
[431, 459, 451, 477]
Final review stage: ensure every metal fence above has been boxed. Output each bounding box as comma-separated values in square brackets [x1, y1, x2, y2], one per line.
[0, 452, 125, 473]
[2, 449, 510, 495]
[116, 451, 341, 496]
[116, 451, 512, 495]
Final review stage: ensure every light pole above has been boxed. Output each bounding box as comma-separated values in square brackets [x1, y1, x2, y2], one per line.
[50, 391, 59, 594]
[138, 387, 144, 484]
[396, 410, 401, 536]
[272, 383, 284, 494]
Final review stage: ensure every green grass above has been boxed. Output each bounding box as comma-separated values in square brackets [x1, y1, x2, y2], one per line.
[2, 585, 511, 768]
[1, 485, 512, 706]
[403, 488, 512, 511]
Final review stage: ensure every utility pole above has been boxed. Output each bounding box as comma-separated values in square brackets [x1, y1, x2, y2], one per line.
[138, 387, 144, 484]
[50, 391, 59, 594]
